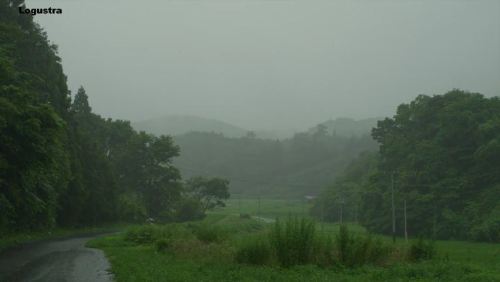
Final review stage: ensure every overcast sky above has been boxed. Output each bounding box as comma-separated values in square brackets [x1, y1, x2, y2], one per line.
[30, 0, 500, 131]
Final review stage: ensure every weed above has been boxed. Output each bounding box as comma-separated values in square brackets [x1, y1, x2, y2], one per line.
[270, 216, 316, 267]
[235, 236, 272, 265]
[155, 238, 170, 253]
[408, 237, 436, 261]
[192, 224, 227, 243]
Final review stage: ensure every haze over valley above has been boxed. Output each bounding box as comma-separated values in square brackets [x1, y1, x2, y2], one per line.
[1, 1, 499, 281]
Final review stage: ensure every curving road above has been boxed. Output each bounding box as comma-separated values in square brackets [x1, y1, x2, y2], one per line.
[0, 234, 113, 282]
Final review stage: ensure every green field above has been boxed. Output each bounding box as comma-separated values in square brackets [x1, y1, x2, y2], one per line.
[215, 197, 312, 218]
[88, 198, 500, 281]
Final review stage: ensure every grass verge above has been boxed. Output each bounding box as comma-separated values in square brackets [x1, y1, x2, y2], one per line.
[88, 214, 500, 282]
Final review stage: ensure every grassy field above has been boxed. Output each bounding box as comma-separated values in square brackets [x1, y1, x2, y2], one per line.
[214, 197, 312, 219]
[88, 198, 500, 281]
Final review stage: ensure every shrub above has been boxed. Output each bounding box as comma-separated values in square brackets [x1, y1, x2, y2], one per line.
[270, 217, 316, 267]
[155, 238, 170, 253]
[235, 236, 272, 265]
[336, 224, 353, 265]
[335, 225, 392, 267]
[239, 213, 251, 219]
[124, 224, 190, 245]
[408, 237, 436, 261]
[312, 234, 335, 267]
[192, 224, 227, 243]
[175, 198, 206, 222]
[125, 225, 159, 244]
[117, 193, 147, 222]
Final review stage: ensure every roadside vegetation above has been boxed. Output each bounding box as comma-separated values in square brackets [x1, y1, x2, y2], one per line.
[0, 224, 128, 252]
[89, 203, 500, 281]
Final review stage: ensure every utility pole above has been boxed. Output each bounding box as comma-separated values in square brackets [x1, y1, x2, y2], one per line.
[354, 203, 358, 224]
[404, 199, 408, 242]
[302, 197, 306, 215]
[321, 200, 325, 231]
[257, 194, 261, 217]
[391, 171, 396, 243]
[238, 196, 242, 215]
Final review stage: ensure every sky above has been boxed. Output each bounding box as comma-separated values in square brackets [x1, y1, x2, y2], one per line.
[29, 0, 500, 131]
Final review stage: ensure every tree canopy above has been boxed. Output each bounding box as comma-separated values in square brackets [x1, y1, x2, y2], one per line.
[313, 90, 500, 242]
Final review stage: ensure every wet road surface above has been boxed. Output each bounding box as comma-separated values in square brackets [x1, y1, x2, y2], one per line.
[0, 235, 113, 282]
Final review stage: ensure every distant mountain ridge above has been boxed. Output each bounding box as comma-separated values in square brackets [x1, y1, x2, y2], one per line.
[132, 115, 248, 138]
[133, 115, 382, 139]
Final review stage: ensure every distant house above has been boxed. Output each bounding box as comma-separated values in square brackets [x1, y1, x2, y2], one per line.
[305, 195, 317, 202]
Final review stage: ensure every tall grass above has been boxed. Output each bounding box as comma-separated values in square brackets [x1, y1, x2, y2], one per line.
[336, 224, 391, 267]
[124, 224, 189, 245]
[408, 237, 436, 261]
[190, 224, 228, 243]
[270, 216, 316, 267]
[235, 236, 272, 265]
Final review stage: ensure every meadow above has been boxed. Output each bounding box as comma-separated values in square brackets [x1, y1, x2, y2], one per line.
[88, 198, 500, 281]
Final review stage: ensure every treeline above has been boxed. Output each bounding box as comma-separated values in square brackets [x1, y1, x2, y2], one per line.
[312, 90, 500, 242]
[0, 1, 228, 234]
[174, 127, 377, 197]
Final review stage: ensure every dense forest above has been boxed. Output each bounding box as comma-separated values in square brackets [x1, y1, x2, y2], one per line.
[0, 2, 228, 234]
[312, 90, 500, 242]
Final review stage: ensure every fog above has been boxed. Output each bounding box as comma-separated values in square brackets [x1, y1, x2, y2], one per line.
[30, 0, 500, 131]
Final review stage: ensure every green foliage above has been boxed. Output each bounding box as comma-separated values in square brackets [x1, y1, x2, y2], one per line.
[155, 238, 171, 253]
[71, 86, 91, 114]
[335, 225, 391, 267]
[125, 225, 160, 244]
[0, 2, 199, 233]
[191, 224, 228, 244]
[87, 214, 500, 282]
[269, 217, 316, 267]
[173, 128, 377, 197]
[124, 224, 188, 245]
[174, 197, 206, 222]
[117, 193, 147, 223]
[186, 176, 230, 212]
[235, 236, 272, 265]
[315, 90, 500, 242]
[408, 237, 436, 261]
[240, 213, 251, 219]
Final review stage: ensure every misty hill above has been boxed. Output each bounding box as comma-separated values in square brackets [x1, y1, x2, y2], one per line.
[309, 117, 381, 137]
[173, 130, 378, 197]
[132, 115, 248, 138]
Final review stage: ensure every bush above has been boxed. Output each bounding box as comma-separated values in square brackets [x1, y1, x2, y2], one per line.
[335, 225, 392, 267]
[155, 238, 170, 253]
[125, 225, 159, 244]
[239, 213, 251, 219]
[312, 234, 335, 267]
[175, 198, 206, 222]
[124, 224, 189, 245]
[117, 193, 147, 222]
[270, 217, 316, 267]
[192, 224, 227, 243]
[235, 236, 272, 265]
[408, 237, 436, 261]
[469, 206, 500, 243]
[336, 224, 353, 265]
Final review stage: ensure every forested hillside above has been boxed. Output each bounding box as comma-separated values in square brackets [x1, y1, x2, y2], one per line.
[0, 2, 227, 234]
[313, 90, 500, 242]
[174, 127, 377, 197]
